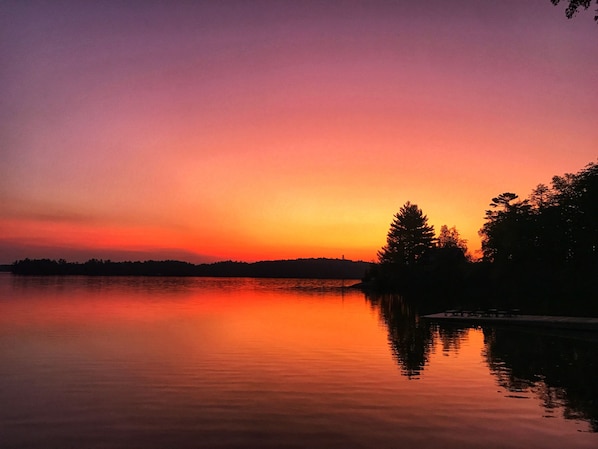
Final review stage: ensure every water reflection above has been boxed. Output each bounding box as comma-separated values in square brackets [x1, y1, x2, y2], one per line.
[484, 328, 598, 432]
[436, 326, 469, 355]
[366, 293, 432, 379]
[366, 293, 598, 431]
[2, 275, 598, 447]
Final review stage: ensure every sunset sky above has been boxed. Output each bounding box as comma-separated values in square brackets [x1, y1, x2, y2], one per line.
[1, 0, 597, 264]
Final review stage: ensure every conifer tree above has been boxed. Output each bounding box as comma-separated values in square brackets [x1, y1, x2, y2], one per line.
[378, 202, 435, 265]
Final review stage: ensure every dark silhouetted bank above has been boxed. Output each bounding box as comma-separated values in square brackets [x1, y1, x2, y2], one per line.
[10, 257, 371, 280]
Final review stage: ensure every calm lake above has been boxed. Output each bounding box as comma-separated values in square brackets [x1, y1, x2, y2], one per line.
[1, 273, 597, 448]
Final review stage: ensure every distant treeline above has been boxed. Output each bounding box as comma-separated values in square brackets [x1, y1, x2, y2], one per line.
[10, 257, 371, 280]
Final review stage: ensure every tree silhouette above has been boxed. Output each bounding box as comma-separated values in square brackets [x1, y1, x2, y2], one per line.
[479, 193, 534, 264]
[364, 161, 597, 312]
[550, 0, 598, 23]
[477, 161, 598, 313]
[480, 162, 598, 269]
[430, 224, 470, 268]
[437, 225, 468, 253]
[378, 202, 435, 265]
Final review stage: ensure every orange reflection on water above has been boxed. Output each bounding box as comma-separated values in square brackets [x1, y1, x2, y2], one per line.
[1, 276, 597, 448]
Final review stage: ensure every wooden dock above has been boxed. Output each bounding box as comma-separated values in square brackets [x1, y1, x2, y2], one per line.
[422, 312, 598, 332]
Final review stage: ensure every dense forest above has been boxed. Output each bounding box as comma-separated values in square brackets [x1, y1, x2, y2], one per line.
[9, 257, 370, 280]
[364, 161, 598, 316]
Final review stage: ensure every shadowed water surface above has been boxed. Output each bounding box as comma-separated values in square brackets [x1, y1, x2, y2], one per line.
[1, 274, 597, 448]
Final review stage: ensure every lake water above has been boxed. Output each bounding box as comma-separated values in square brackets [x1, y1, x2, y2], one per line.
[1, 273, 597, 448]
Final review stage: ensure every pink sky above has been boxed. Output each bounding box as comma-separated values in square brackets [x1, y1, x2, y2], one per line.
[1, 1, 597, 263]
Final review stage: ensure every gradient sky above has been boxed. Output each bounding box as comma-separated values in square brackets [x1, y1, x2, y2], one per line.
[1, 0, 597, 263]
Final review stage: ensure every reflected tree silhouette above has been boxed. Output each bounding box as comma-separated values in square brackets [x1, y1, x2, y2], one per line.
[366, 293, 472, 377]
[436, 326, 469, 355]
[366, 291, 598, 432]
[483, 328, 598, 431]
[367, 288, 598, 431]
[367, 293, 434, 379]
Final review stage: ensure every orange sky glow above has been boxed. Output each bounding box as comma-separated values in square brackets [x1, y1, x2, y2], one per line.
[1, 1, 597, 263]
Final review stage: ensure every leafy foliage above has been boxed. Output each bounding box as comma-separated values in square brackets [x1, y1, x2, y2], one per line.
[550, 0, 598, 22]
[480, 162, 598, 268]
[437, 225, 468, 253]
[478, 162, 598, 313]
